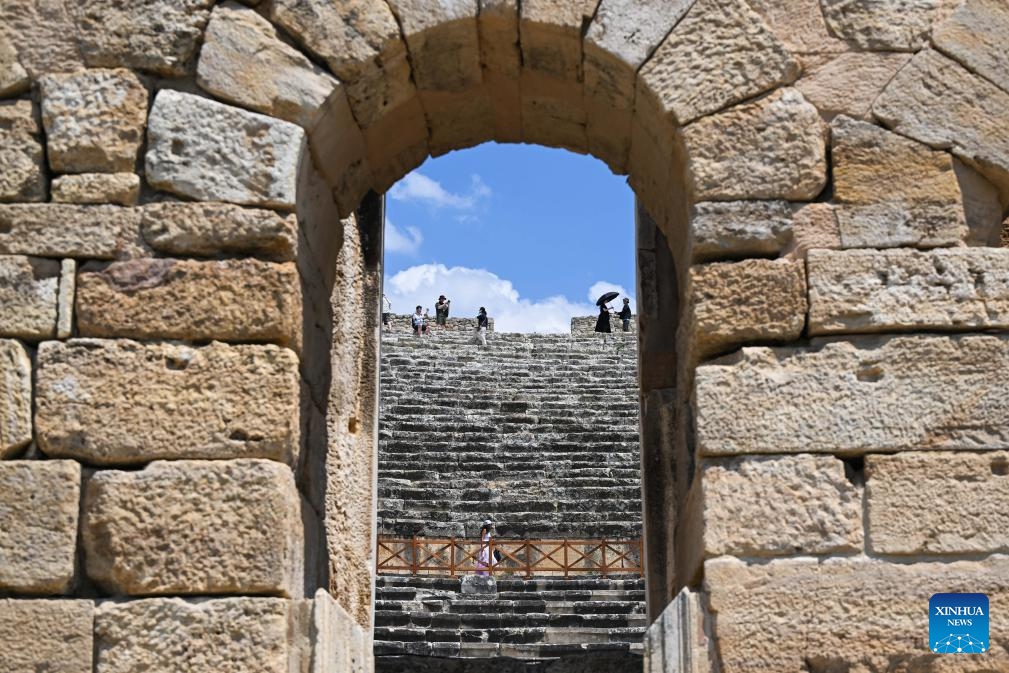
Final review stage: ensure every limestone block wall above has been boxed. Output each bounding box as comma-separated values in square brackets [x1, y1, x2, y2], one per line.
[0, 0, 1008, 672]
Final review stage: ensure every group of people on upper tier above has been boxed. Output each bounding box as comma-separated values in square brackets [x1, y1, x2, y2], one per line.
[383, 294, 489, 345]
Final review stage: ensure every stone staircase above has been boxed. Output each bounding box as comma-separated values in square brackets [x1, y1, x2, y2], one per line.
[376, 322, 644, 670]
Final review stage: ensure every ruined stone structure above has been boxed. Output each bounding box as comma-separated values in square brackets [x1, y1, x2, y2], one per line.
[1, 1, 1009, 672]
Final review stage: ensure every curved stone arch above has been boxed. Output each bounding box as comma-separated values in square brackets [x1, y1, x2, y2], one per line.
[2, 0, 1009, 670]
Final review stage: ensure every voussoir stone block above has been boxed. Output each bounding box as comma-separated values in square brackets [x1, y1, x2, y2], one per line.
[95, 598, 294, 673]
[683, 88, 827, 201]
[638, 0, 799, 125]
[74, 0, 215, 76]
[820, 0, 950, 50]
[687, 258, 807, 360]
[141, 202, 297, 261]
[197, 2, 339, 129]
[36, 339, 300, 465]
[0, 461, 81, 594]
[933, 0, 1009, 96]
[84, 460, 303, 596]
[0, 599, 93, 673]
[867, 451, 1009, 555]
[388, 0, 481, 92]
[700, 454, 862, 557]
[0, 339, 31, 458]
[0, 255, 60, 339]
[705, 555, 1009, 672]
[795, 52, 911, 121]
[76, 258, 301, 346]
[832, 115, 966, 248]
[520, 0, 598, 81]
[145, 90, 305, 210]
[873, 49, 1009, 191]
[696, 335, 1009, 456]
[689, 201, 794, 262]
[0, 99, 44, 202]
[0, 204, 144, 259]
[39, 69, 149, 174]
[51, 173, 140, 206]
[808, 248, 1009, 335]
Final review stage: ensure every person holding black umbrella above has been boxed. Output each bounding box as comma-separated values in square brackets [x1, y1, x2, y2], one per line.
[595, 291, 618, 343]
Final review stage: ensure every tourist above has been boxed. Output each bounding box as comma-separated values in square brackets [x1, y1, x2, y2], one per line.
[411, 305, 428, 335]
[595, 303, 613, 343]
[382, 294, 392, 331]
[617, 298, 632, 332]
[476, 519, 495, 576]
[474, 307, 488, 346]
[435, 295, 450, 328]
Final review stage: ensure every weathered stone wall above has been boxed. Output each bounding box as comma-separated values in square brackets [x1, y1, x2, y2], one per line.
[1, 0, 1008, 671]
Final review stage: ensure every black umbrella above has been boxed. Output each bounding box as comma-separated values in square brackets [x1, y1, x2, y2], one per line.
[596, 291, 619, 306]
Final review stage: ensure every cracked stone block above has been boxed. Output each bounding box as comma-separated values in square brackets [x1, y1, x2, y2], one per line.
[141, 202, 297, 261]
[145, 90, 305, 210]
[0, 255, 59, 339]
[0, 599, 93, 673]
[808, 248, 1009, 335]
[933, 0, 1009, 96]
[84, 460, 303, 596]
[75, 258, 301, 346]
[695, 334, 1009, 456]
[0, 339, 31, 458]
[795, 52, 911, 121]
[520, 0, 597, 82]
[36, 339, 299, 465]
[0, 461, 81, 594]
[39, 69, 148, 173]
[0, 204, 144, 259]
[0, 99, 44, 202]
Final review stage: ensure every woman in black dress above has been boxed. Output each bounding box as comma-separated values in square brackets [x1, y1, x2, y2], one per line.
[594, 304, 612, 334]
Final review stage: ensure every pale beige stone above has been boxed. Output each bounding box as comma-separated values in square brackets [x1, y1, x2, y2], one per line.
[934, 0, 1009, 95]
[706, 555, 1009, 672]
[689, 201, 794, 262]
[683, 88, 827, 201]
[39, 69, 148, 174]
[51, 173, 140, 206]
[0, 99, 44, 202]
[0, 0, 84, 79]
[0, 339, 31, 457]
[520, 0, 598, 81]
[701, 454, 862, 557]
[197, 2, 339, 128]
[0, 600, 93, 673]
[785, 202, 842, 258]
[520, 70, 588, 154]
[956, 159, 1004, 247]
[479, 1, 523, 143]
[76, 258, 301, 346]
[0, 461, 80, 594]
[96, 598, 293, 673]
[696, 335, 1009, 456]
[57, 259, 74, 339]
[387, 0, 482, 91]
[820, 0, 949, 50]
[84, 460, 302, 596]
[744, 0, 847, 55]
[0, 38, 29, 97]
[36, 339, 300, 465]
[311, 589, 373, 673]
[795, 52, 911, 120]
[832, 115, 967, 248]
[361, 96, 430, 193]
[0, 204, 144, 259]
[0, 255, 59, 339]
[307, 88, 374, 215]
[644, 589, 712, 673]
[269, 0, 415, 128]
[638, 0, 799, 125]
[808, 248, 1009, 335]
[867, 451, 1009, 555]
[145, 90, 305, 210]
[687, 259, 807, 361]
[421, 87, 496, 156]
[141, 202, 298, 261]
[73, 0, 215, 76]
[873, 49, 1009, 194]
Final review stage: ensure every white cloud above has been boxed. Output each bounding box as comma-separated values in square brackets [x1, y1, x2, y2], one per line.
[388, 171, 491, 210]
[383, 264, 634, 333]
[384, 218, 423, 255]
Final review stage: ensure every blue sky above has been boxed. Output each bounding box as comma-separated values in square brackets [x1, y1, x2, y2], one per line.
[383, 143, 636, 332]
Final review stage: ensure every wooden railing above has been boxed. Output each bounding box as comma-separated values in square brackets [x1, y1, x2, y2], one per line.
[376, 536, 643, 577]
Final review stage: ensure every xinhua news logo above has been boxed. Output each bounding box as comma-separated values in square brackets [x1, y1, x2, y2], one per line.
[930, 593, 988, 654]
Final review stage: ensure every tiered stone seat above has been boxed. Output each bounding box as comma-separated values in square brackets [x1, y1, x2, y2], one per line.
[376, 321, 643, 668]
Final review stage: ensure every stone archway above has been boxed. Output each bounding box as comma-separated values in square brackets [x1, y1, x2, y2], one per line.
[1, 0, 1009, 671]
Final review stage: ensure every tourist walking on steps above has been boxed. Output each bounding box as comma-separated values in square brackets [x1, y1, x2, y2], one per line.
[382, 294, 392, 331]
[476, 519, 495, 576]
[435, 295, 450, 328]
[474, 307, 488, 346]
[411, 305, 428, 335]
[618, 298, 632, 332]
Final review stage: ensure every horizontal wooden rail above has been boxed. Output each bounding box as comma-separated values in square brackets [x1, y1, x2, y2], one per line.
[376, 536, 643, 577]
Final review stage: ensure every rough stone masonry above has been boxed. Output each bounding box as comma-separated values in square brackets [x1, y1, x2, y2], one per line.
[0, 1, 1008, 672]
